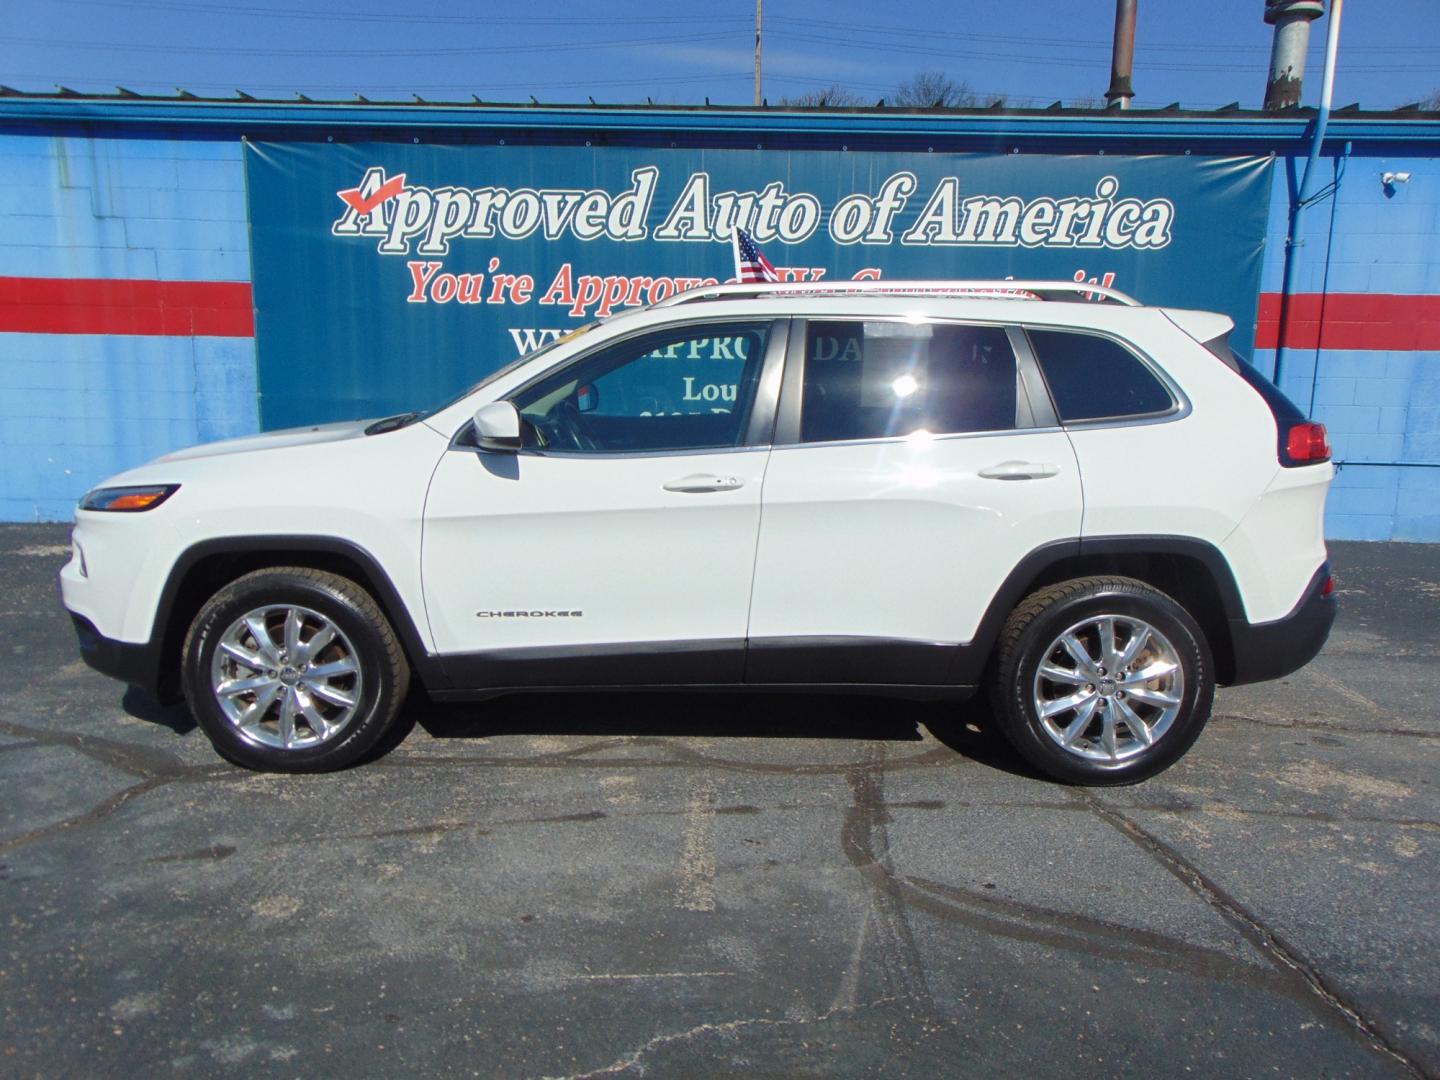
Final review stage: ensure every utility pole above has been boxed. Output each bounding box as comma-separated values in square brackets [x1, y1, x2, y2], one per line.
[1104, 0, 1137, 109]
[754, 0, 763, 107]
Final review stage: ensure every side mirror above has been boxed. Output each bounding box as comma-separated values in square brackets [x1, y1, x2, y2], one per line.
[471, 401, 522, 452]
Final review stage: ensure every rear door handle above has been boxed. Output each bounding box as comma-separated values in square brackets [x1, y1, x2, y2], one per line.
[663, 473, 744, 493]
[978, 460, 1060, 481]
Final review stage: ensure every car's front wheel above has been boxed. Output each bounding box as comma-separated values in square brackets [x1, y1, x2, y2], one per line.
[990, 576, 1214, 785]
[181, 567, 410, 772]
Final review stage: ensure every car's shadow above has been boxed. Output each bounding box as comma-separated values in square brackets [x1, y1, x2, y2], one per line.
[122, 685, 198, 735]
[390, 689, 1043, 780]
[120, 682, 1043, 780]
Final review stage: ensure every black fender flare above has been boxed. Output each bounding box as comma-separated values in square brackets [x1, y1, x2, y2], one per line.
[144, 534, 448, 701]
[956, 535, 1246, 684]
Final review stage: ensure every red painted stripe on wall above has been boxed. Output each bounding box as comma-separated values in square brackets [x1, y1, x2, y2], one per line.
[1256, 291, 1440, 351]
[0, 276, 254, 336]
[1, 277, 1436, 350]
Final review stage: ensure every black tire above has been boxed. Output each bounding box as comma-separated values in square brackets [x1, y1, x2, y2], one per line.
[181, 567, 410, 772]
[989, 576, 1213, 786]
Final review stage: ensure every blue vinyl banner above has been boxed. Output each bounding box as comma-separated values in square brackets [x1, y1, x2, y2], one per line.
[244, 143, 1273, 429]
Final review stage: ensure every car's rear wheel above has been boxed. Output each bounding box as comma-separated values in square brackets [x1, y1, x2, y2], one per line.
[990, 576, 1213, 785]
[182, 567, 409, 772]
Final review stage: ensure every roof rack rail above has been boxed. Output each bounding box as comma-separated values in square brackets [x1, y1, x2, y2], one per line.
[655, 279, 1141, 308]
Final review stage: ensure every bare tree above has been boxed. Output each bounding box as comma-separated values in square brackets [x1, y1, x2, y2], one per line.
[778, 84, 866, 107]
[894, 70, 995, 108]
[1419, 88, 1440, 110]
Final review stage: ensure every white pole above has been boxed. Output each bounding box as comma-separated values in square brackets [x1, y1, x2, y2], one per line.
[1298, 0, 1343, 203]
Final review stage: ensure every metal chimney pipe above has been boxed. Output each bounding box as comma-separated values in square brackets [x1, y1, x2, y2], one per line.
[1105, 0, 1137, 109]
[1264, 0, 1325, 110]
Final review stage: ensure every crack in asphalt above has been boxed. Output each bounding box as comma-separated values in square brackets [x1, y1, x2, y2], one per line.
[0, 715, 229, 854]
[536, 995, 905, 1080]
[1212, 712, 1440, 740]
[0, 716, 197, 781]
[841, 743, 934, 1007]
[1078, 791, 1430, 1080]
[832, 748, 1330, 1008]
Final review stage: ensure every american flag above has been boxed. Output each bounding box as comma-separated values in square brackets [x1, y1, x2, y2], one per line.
[733, 228, 779, 283]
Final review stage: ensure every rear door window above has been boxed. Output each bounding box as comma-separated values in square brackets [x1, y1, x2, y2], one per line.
[801, 321, 1023, 443]
[1027, 328, 1174, 423]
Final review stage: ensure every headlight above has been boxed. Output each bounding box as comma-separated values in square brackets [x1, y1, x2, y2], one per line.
[79, 485, 180, 512]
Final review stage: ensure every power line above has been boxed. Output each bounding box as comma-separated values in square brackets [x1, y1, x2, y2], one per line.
[50, 0, 749, 27]
[0, 71, 752, 95]
[51, 0, 745, 26]
[7, 31, 740, 59]
[767, 14, 1440, 54]
[770, 28, 1440, 74]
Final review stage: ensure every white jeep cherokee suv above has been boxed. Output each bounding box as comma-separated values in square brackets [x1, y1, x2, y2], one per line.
[61, 280, 1336, 784]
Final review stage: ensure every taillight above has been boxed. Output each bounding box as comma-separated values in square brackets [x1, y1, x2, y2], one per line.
[1321, 574, 1335, 597]
[1281, 421, 1331, 467]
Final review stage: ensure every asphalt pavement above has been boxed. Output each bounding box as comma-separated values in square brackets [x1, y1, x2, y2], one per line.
[1, 524, 1436, 1078]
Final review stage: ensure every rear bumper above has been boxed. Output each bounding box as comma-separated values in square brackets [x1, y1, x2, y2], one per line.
[1225, 563, 1337, 686]
[69, 612, 170, 701]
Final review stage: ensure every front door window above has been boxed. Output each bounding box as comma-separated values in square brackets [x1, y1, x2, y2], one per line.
[512, 321, 775, 454]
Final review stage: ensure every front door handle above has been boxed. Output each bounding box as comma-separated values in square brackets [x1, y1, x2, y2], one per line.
[663, 473, 744, 493]
[978, 460, 1060, 481]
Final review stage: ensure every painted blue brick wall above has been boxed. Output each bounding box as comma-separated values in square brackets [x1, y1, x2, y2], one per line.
[0, 132, 259, 521]
[0, 333, 258, 520]
[1253, 153, 1440, 542]
[0, 135, 251, 280]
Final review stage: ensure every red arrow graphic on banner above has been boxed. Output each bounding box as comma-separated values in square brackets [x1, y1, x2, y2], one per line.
[337, 172, 407, 216]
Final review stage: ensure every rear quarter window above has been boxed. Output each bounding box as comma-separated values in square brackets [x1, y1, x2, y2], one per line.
[1027, 328, 1174, 423]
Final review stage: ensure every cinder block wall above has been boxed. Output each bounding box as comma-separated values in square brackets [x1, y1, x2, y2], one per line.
[1250, 155, 1440, 541]
[0, 134, 258, 521]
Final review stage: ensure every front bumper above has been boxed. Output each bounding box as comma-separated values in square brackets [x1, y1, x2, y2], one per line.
[1226, 563, 1337, 686]
[69, 612, 171, 701]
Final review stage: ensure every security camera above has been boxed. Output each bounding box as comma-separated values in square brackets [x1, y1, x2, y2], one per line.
[1382, 171, 1412, 186]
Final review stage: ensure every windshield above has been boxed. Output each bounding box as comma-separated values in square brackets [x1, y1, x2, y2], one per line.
[428, 323, 599, 416]
[366, 323, 601, 434]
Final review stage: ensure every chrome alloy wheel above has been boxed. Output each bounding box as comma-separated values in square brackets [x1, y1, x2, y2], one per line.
[1031, 614, 1184, 764]
[209, 604, 364, 750]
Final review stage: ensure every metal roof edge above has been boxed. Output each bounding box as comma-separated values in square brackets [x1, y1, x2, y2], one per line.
[0, 97, 1437, 146]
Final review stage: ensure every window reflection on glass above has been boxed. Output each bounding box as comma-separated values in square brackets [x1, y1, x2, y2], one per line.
[512, 322, 771, 454]
[801, 321, 1020, 443]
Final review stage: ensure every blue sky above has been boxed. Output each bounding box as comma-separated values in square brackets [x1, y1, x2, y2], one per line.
[6, 0, 1438, 110]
